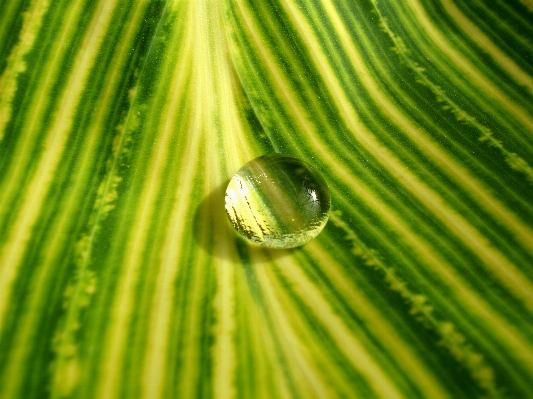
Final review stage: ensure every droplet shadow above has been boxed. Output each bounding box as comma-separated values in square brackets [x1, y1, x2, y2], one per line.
[193, 181, 294, 264]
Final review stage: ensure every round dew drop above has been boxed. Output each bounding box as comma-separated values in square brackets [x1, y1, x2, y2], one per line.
[225, 154, 331, 249]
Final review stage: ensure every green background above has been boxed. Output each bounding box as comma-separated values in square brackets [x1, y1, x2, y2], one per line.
[1, 0, 532, 398]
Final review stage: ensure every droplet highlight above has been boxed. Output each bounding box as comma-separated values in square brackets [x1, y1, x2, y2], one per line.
[225, 154, 331, 248]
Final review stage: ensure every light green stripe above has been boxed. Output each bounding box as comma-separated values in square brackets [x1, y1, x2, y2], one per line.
[2, 0, 533, 398]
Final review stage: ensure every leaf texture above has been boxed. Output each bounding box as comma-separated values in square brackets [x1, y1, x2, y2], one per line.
[0, 0, 532, 398]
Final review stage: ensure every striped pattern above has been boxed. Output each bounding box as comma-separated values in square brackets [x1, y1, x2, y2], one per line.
[0, 0, 532, 398]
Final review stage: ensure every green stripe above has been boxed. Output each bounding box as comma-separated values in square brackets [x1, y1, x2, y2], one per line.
[1, 0, 533, 398]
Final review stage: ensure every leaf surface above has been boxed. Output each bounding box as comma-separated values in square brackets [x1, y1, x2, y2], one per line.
[1, 0, 532, 398]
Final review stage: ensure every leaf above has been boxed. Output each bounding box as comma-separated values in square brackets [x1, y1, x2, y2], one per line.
[1, 0, 532, 398]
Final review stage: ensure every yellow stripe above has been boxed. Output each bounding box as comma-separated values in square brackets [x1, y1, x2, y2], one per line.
[324, 214, 504, 392]
[0, 0, 85, 215]
[94, 28, 206, 399]
[212, 253, 237, 399]
[235, 1, 533, 358]
[13, 1, 151, 396]
[441, 0, 533, 94]
[0, 0, 118, 332]
[139, 142, 200, 398]
[519, 0, 533, 12]
[274, 254, 407, 399]
[373, 12, 533, 185]
[140, 0, 256, 396]
[239, 0, 533, 263]
[318, 0, 533, 252]
[139, 15, 194, 399]
[0, 245, 62, 398]
[0, 0, 50, 140]
[204, 4, 247, 399]
[250, 249, 338, 398]
[406, 0, 533, 132]
[306, 239, 454, 399]
[328, 212, 533, 371]
[279, 0, 533, 309]
[232, 3, 330, 156]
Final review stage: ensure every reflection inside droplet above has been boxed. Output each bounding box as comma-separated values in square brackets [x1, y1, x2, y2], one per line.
[225, 154, 331, 248]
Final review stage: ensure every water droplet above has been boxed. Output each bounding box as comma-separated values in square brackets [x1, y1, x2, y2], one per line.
[225, 154, 331, 248]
